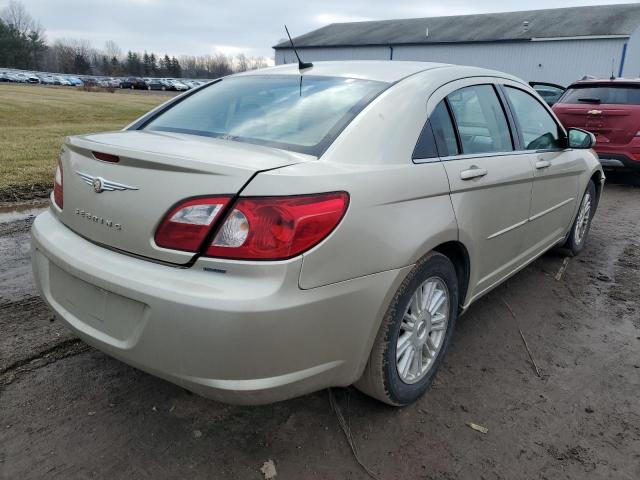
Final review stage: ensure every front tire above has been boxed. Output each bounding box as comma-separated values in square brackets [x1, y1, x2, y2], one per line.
[356, 252, 459, 406]
[562, 180, 596, 256]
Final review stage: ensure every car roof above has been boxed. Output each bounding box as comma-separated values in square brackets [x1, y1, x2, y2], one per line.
[233, 60, 452, 83]
[570, 77, 640, 87]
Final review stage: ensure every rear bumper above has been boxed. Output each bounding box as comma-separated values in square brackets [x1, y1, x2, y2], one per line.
[595, 150, 640, 172]
[31, 209, 406, 404]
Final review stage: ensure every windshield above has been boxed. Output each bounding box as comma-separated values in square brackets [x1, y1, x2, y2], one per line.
[559, 84, 640, 105]
[143, 75, 387, 156]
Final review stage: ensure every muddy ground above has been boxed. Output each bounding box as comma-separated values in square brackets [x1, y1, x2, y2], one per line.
[1, 184, 639, 480]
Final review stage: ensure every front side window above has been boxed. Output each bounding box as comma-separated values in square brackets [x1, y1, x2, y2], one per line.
[447, 85, 513, 155]
[504, 87, 563, 150]
[143, 75, 387, 156]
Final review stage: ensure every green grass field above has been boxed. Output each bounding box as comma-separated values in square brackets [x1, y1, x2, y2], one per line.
[0, 85, 168, 199]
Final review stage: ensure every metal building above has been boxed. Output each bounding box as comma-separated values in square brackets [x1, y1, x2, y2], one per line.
[274, 4, 640, 86]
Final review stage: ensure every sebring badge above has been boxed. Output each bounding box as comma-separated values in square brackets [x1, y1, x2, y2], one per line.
[76, 171, 138, 193]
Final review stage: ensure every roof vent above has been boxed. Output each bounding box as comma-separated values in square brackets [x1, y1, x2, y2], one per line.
[523, 20, 530, 32]
[425, 27, 429, 38]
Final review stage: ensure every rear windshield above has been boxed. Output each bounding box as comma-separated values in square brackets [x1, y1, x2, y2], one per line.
[559, 84, 640, 105]
[143, 75, 387, 156]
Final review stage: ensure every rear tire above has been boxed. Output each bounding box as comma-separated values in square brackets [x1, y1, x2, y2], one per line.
[355, 252, 458, 406]
[562, 180, 596, 256]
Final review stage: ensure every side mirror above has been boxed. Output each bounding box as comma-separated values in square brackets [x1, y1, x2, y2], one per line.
[567, 128, 596, 149]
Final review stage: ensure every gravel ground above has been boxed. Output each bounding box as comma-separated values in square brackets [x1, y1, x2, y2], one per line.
[1, 184, 639, 480]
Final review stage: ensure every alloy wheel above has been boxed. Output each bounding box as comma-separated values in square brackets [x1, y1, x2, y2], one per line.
[574, 192, 592, 245]
[396, 277, 450, 384]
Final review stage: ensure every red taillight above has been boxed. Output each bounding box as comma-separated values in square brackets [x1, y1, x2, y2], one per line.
[155, 196, 231, 252]
[53, 160, 63, 209]
[92, 151, 120, 163]
[206, 192, 349, 260]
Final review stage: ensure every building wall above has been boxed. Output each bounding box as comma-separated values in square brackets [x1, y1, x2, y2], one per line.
[275, 46, 390, 65]
[621, 26, 640, 78]
[275, 38, 627, 86]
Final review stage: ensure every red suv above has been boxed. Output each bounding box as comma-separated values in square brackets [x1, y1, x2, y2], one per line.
[553, 78, 640, 173]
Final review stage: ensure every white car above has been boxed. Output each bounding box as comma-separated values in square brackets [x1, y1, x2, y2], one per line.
[32, 61, 603, 405]
[167, 79, 189, 91]
[54, 76, 72, 86]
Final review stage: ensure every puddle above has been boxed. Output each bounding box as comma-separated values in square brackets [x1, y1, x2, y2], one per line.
[0, 201, 49, 224]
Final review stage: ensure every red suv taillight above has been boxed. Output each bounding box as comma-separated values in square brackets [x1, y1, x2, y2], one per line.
[155, 196, 231, 251]
[53, 160, 63, 209]
[207, 192, 349, 260]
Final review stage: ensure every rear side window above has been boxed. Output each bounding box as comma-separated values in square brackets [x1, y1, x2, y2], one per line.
[412, 101, 458, 159]
[447, 85, 513, 154]
[504, 87, 563, 150]
[559, 85, 640, 105]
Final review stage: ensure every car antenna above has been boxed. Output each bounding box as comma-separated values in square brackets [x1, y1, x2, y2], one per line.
[284, 25, 313, 71]
[610, 57, 616, 80]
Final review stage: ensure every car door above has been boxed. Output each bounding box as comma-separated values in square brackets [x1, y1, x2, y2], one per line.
[529, 82, 566, 106]
[430, 81, 535, 302]
[501, 85, 584, 255]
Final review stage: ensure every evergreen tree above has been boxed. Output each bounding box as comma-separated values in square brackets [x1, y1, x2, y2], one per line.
[170, 56, 181, 77]
[73, 53, 90, 74]
[110, 55, 120, 75]
[149, 52, 157, 74]
[100, 55, 109, 75]
[142, 51, 150, 76]
[162, 54, 171, 76]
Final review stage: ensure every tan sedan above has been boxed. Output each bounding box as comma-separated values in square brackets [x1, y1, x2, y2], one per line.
[31, 61, 604, 405]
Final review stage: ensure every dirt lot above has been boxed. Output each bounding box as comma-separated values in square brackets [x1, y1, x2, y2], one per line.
[1, 184, 639, 480]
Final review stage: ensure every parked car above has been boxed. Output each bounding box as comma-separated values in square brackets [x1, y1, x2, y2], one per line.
[146, 78, 170, 90]
[530, 81, 565, 106]
[0, 72, 17, 83]
[36, 74, 54, 85]
[65, 76, 84, 86]
[553, 78, 640, 173]
[184, 79, 204, 89]
[32, 61, 603, 406]
[55, 76, 72, 86]
[163, 78, 189, 91]
[119, 77, 147, 89]
[15, 72, 39, 83]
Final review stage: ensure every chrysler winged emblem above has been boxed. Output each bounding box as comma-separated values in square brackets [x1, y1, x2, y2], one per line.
[76, 171, 138, 194]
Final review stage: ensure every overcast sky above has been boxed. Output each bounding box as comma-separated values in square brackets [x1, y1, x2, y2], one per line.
[8, 0, 639, 62]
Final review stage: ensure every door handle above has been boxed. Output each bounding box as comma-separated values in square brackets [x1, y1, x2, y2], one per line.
[535, 160, 551, 169]
[460, 166, 488, 180]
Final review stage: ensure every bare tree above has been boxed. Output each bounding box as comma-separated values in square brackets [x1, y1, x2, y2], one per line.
[235, 53, 249, 72]
[248, 56, 268, 70]
[1, 0, 38, 35]
[104, 40, 122, 61]
[51, 38, 95, 74]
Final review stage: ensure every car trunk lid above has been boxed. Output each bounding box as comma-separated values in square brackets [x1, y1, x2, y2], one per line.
[58, 130, 311, 264]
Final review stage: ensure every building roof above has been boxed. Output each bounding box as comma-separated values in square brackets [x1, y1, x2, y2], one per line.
[234, 60, 452, 83]
[274, 3, 640, 49]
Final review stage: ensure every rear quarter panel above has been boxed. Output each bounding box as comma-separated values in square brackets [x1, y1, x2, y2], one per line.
[242, 72, 458, 289]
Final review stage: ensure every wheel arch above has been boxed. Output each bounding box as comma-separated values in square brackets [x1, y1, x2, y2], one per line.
[432, 241, 470, 310]
[590, 169, 604, 211]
